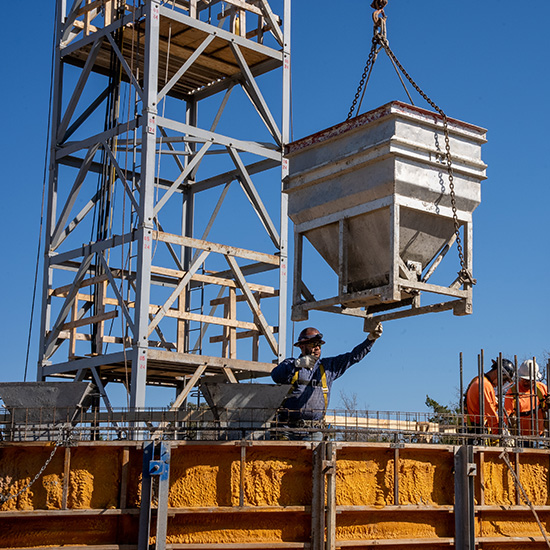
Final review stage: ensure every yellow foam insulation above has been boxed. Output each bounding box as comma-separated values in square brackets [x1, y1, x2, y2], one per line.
[336, 448, 394, 506]
[168, 445, 239, 507]
[4, 442, 550, 548]
[241, 447, 312, 506]
[336, 511, 454, 540]
[480, 510, 550, 538]
[166, 511, 309, 544]
[483, 458, 516, 505]
[336, 448, 453, 507]
[68, 447, 121, 509]
[1, 516, 119, 547]
[483, 453, 549, 506]
[518, 455, 549, 505]
[0, 446, 64, 511]
[398, 450, 454, 506]
[168, 445, 312, 508]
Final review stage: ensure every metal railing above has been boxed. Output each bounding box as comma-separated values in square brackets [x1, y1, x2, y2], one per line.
[2, 406, 550, 447]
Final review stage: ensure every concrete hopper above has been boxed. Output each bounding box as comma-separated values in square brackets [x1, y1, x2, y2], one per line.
[0, 381, 95, 424]
[284, 101, 487, 324]
[200, 381, 290, 426]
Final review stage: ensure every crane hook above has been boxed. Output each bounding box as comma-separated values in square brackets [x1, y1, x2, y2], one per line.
[371, 0, 388, 37]
[370, 0, 388, 23]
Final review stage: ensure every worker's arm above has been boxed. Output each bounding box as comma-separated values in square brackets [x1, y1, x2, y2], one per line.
[326, 322, 382, 378]
[503, 391, 514, 417]
[483, 380, 500, 431]
[271, 358, 297, 384]
[324, 337, 376, 380]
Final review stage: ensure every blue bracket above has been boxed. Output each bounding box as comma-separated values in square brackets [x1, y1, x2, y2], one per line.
[149, 460, 167, 476]
[149, 442, 170, 481]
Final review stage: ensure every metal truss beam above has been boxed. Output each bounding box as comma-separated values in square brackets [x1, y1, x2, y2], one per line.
[230, 42, 282, 146]
[228, 146, 280, 247]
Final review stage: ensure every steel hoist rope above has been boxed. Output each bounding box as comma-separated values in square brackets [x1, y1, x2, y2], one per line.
[347, 0, 476, 287]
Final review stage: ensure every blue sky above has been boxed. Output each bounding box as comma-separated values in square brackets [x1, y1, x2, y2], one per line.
[1, 0, 549, 413]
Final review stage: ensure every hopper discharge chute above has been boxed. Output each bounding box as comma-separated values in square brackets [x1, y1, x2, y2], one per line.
[285, 101, 487, 326]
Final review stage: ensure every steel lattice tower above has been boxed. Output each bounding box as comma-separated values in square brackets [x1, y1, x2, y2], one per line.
[38, 0, 290, 409]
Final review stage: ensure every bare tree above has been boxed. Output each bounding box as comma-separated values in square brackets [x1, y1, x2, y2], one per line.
[338, 390, 368, 412]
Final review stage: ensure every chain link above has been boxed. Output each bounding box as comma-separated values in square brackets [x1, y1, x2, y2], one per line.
[346, 36, 379, 121]
[377, 35, 475, 285]
[0, 429, 69, 505]
[348, 14, 475, 286]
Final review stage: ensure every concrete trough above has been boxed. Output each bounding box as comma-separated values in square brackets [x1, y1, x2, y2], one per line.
[285, 101, 487, 318]
[200, 381, 290, 425]
[0, 381, 95, 424]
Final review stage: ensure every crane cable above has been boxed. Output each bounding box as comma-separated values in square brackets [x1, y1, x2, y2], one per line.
[24, 2, 58, 382]
[347, 1, 476, 287]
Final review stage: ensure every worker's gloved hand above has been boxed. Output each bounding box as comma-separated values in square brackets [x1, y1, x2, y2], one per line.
[295, 354, 317, 370]
[368, 322, 383, 341]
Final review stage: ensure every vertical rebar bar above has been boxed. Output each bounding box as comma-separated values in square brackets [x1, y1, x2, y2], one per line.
[478, 351, 484, 437]
[530, 357, 536, 442]
[515, 356, 520, 438]
[481, 351, 485, 430]
[497, 353, 503, 443]
[239, 442, 246, 507]
[460, 352, 464, 433]
[546, 359, 550, 438]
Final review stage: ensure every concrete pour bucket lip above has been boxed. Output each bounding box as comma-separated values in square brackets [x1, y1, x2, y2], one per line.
[285, 100, 487, 157]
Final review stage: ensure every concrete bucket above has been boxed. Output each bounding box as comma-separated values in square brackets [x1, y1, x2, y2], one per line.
[284, 101, 487, 322]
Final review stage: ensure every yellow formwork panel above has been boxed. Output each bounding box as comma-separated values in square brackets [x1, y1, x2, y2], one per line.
[167, 511, 310, 545]
[336, 510, 455, 540]
[241, 446, 313, 507]
[336, 446, 395, 506]
[0, 445, 65, 511]
[481, 450, 550, 506]
[168, 444, 240, 507]
[1, 441, 550, 549]
[1, 515, 122, 547]
[68, 446, 122, 509]
[480, 509, 550, 538]
[398, 448, 454, 506]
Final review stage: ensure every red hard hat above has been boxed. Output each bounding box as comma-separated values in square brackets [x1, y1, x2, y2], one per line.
[294, 327, 325, 347]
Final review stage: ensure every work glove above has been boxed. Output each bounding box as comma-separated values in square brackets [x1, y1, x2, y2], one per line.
[368, 322, 383, 341]
[295, 354, 317, 370]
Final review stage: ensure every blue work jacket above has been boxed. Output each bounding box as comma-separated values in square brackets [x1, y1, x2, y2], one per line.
[270, 337, 375, 422]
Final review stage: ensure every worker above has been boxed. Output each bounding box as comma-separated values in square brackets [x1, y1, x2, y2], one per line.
[271, 323, 383, 440]
[464, 358, 514, 444]
[504, 360, 549, 443]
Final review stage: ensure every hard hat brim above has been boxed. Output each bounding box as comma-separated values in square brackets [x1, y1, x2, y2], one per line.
[294, 337, 325, 347]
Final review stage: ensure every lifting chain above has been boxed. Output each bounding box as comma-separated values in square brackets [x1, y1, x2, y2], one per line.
[347, 0, 476, 286]
[346, 1, 387, 121]
[346, 37, 379, 121]
[0, 428, 70, 505]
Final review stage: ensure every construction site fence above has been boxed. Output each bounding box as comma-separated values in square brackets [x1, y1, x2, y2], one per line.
[1, 406, 549, 447]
